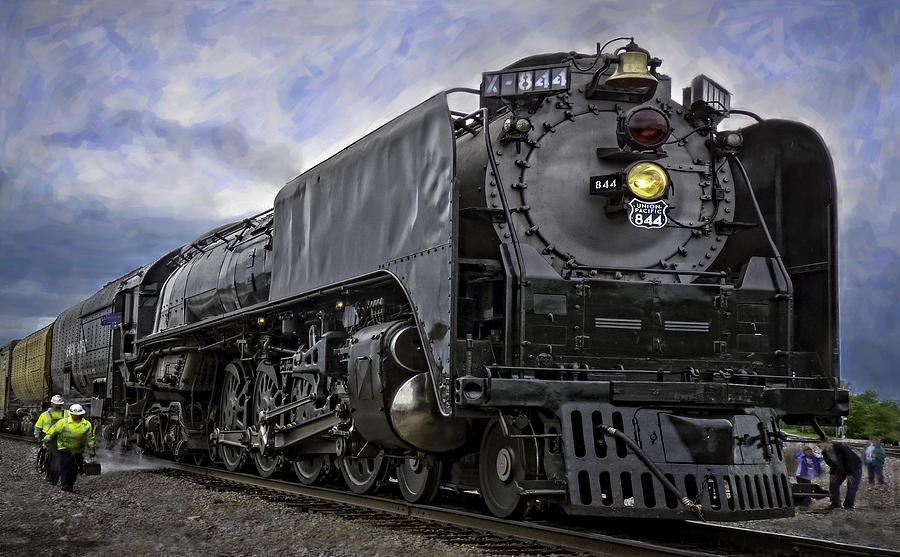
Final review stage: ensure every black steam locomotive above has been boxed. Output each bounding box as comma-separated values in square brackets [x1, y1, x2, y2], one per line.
[1, 39, 845, 521]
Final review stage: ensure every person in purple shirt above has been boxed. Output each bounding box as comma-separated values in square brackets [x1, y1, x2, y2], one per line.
[816, 440, 863, 510]
[793, 446, 823, 507]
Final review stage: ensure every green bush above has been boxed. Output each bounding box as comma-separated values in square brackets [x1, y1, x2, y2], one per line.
[845, 391, 900, 444]
[780, 423, 834, 438]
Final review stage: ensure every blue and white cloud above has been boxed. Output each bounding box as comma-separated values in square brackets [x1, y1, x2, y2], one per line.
[1, 1, 898, 400]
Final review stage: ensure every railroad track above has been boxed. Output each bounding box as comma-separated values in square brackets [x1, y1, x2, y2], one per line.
[3, 431, 898, 556]
[163, 463, 900, 557]
[673, 521, 900, 557]
[784, 434, 900, 459]
[160, 463, 708, 557]
[0, 431, 39, 444]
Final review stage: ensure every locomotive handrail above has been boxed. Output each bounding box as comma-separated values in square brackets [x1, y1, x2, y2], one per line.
[177, 208, 275, 262]
[445, 87, 480, 96]
[482, 107, 527, 368]
[730, 156, 795, 364]
[486, 365, 681, 375]
[482, 365, 838, 387]
[566, 264, 726, 278]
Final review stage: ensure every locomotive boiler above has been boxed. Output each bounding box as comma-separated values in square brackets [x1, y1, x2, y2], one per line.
[0, 38, 845, 522]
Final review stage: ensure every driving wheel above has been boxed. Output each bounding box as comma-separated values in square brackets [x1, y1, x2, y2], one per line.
[288, 373, 329, 484]
[251, 363, 285, 477]
[479, 418, 529, 518]
[218, 360, 251, 471]
[397, 455, 443, 504]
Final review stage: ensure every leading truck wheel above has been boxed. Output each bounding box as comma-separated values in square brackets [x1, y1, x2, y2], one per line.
[218, 361, 251, 472]
[292, 456, 327, 485]
[251, 364, 284, 478]
[479, 418, 528, 518]
[397, 455, 443, 504]
[339, 454, 389, 494]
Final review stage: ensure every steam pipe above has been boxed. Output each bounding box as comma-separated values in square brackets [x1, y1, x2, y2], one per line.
[810, 417, 828, 441]
[597, 424, 704, 519]
[728, 109, 763, 123]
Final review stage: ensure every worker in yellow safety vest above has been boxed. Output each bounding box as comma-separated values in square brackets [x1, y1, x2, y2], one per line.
[43, 403, 95, 492]
[34, 394, 69, 485]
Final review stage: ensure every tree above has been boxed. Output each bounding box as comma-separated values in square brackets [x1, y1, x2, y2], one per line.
[844, 391, 900, 444]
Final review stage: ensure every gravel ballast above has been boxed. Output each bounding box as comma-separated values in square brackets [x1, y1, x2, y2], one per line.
[711, 441, 900, 551]
[2, 438, 898, 555]
[0, 438, 486, 557]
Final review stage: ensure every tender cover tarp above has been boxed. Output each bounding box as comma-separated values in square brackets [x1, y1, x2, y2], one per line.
[271, 93, 456, 408]
[271, 93, 454, 299]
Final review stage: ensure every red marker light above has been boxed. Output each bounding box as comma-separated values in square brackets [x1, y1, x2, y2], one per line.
[626, 108, 669, 147]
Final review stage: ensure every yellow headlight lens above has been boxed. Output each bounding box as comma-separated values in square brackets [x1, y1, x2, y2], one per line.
[626, 162, 668, 200]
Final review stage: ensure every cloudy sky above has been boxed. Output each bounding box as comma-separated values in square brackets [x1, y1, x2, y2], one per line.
[1, 1, 898, 400]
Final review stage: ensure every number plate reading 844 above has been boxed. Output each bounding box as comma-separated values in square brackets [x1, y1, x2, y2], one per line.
[627, 199, 669, 229]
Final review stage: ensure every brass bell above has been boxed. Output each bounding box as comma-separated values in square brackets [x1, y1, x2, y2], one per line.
[606, 50, 658, 90]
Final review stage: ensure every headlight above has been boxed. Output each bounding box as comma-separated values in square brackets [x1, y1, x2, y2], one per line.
[626, 162, 669, 200]
[723, 131, 743, 147]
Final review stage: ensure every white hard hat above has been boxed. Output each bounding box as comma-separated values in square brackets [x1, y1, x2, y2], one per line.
[50, 395, 65, 405]
[69, 404, 86, 416]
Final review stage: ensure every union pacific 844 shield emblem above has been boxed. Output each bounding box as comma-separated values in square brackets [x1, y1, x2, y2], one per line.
[627, 198, 668, 229]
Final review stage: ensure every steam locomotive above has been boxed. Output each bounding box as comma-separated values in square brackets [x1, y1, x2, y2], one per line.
[1, 39, 846, 521]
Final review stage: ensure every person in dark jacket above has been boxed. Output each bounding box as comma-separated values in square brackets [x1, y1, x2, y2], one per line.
[816, 440, 862, 510]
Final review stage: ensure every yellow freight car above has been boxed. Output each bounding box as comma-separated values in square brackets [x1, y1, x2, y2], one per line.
[10, 325, 53, 405]
[0, 340, 18, 414]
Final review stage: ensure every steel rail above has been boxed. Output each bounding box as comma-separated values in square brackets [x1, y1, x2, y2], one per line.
[0, 431, 40, 444]
[784, 434, 900, 458]
[169, 463, 710, 557]
[169, 462, 900, 557]
[681, 521, 900, 557]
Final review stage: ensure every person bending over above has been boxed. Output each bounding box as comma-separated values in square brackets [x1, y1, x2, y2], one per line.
[816, 439, 862, 510]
